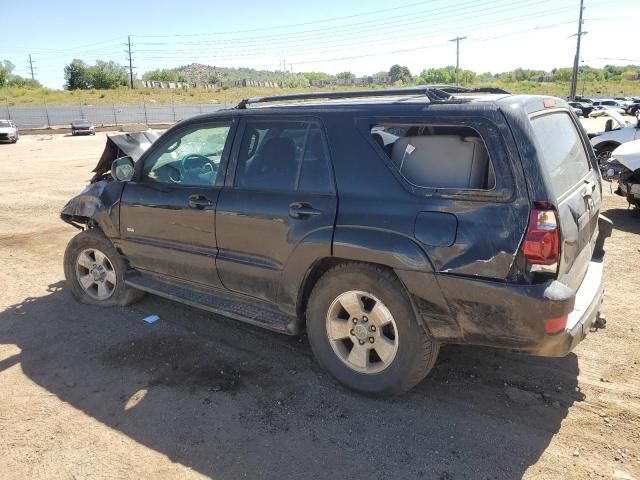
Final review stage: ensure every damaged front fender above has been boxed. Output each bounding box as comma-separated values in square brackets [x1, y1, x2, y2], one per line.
[60, 180, 124, 237]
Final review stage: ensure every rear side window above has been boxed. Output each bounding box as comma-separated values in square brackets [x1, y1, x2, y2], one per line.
[370, 124, 495, 190]
[235, 120, 333, 193]
[530, 112, 591, 197]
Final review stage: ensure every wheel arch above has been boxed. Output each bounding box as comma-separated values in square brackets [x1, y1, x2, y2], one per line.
[593, 140, 620, 152]
[296, 258, 426, 331]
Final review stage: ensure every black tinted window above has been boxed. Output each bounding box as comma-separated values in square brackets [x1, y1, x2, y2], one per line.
[236, 120, 332, 193]
[530, 112, 590, 197]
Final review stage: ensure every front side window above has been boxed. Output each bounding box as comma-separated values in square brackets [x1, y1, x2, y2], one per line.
[235, 120, 333, 193]
[142, 123, 231, 187]
[370, 124, 495, 190]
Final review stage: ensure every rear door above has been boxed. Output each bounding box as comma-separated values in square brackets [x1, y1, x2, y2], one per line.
[529, 110, 601, 290]
[215, 117, 337, 304]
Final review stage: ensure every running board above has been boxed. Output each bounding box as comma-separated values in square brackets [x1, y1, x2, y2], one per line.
[124, 272, 299, 335]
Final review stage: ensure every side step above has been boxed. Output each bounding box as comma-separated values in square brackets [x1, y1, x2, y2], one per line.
[124, 272, 299, 335]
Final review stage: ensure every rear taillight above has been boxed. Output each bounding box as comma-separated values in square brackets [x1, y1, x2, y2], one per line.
[522, 203, 560, 275]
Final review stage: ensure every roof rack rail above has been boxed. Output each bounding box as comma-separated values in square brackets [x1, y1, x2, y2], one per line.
[236, 86, 452, 109]
[433, 85, 510, 94]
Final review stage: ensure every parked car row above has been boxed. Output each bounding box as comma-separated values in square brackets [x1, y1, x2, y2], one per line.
[569, 96, 640, 117]
[0, 118, 96, 144]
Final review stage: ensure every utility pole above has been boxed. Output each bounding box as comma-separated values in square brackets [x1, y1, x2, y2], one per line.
[449, 36, 467, 85]
[28, 54, 35, 80]
[127, 35, 134, 89]
[569, 0, 586, 100]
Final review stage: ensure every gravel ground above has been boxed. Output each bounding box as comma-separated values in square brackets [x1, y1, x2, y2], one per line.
[0, 132, 639, 480]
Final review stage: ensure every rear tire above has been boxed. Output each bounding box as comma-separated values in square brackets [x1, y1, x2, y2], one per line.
[306, 263, 439, 396]
[64, 229, 144, 306]
[595, 144, 618, 169]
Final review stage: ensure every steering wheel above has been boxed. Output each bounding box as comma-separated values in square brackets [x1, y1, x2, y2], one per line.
[181, 154, 216, 176]
[166, 165, 182, 184]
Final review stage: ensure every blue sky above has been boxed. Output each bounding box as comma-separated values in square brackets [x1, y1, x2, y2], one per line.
[2, 0, 639, 89]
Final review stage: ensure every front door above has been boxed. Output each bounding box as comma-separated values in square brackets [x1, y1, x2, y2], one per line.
[119, 120, 235, 287]
[216, 118, 337, 304]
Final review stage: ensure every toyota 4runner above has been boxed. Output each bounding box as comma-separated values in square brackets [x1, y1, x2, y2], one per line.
[61, 87, 612, 395]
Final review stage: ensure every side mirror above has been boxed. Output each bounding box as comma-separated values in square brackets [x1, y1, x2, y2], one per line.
[111, 156, 135, 182]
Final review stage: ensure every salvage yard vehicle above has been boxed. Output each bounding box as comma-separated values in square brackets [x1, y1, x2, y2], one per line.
[61, 87, 612, 395]
[604, 139, 640, 209]
[568, 101, 592, 117]
[71, 119, 95, 136]
[589, 109, 640, 165]
[0, 119, 19, 143]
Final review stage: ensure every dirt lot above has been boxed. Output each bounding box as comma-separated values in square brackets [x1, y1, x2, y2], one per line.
[0, 132, 639, 480]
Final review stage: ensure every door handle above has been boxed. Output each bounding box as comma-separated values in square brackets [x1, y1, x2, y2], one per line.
[289, 202, 322, 218]
[188, 194, 213, 209]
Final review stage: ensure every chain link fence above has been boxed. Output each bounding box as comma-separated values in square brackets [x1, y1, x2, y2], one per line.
[0, 103, 233, 129]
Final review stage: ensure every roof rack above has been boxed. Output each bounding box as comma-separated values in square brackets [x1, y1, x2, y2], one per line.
[235, 86, 452, 109]
[433, 85, 510, 94]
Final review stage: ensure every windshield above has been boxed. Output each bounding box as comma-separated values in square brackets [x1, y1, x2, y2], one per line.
[0, 120, 11, 127]
[73, 120, 90, 126]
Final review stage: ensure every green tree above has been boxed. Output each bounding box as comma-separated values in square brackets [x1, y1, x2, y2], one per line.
[420, 66, 456, 84]
[143, 68, 187, 82]
[336, 71, 355, 80]
[389, 64, 412, 84]
[284, 74, 310, 88]
[303, 71, 330, 82]
[0, 60, 16, 87]
[89, 61, 128, 89]
[64, 59, 128, 90]
[6, 75, 41, 88]
[64, 59, 91, 90]
[476, 71, 494, 82]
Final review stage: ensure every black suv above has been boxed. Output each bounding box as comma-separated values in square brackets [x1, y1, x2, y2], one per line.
[61, 87, 612, 395]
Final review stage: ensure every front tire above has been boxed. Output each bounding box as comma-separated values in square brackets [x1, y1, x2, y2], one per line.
[595, 144, 618, 169]
[306, 263, 439, 396]
[64, 229, 143, 306]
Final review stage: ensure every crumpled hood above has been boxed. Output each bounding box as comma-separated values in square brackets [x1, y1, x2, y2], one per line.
[90, 131, 160, 182]
[610, 139, 640, 172]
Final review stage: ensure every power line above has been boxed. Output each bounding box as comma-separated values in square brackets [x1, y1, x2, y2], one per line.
[133, 3, 573, 63]
[134, 0, 553, 50]
[134, 0, 433, 38]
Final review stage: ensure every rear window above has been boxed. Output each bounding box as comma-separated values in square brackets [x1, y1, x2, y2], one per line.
[370, 124, 495, 190]
[530, 112, 591, 197]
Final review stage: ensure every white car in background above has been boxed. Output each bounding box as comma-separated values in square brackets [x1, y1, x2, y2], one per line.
[590, 109, 640, 164]
[589, 99, 626, 116]
[0, 119, 19, 143]
[605, 139, 640, 209]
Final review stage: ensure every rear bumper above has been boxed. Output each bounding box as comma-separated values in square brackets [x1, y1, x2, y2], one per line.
[406, 215, 612, 356]
[530, 259, 604, 356]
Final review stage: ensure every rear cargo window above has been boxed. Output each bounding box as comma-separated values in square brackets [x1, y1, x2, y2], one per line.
[530, 112, 591, 197]
[370, 124, 495, 190]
